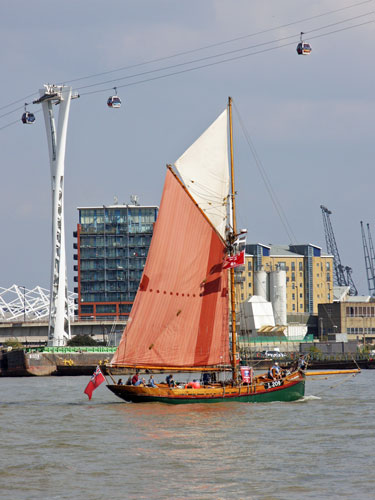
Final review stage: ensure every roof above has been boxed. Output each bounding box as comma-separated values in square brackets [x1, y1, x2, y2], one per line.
[333, 286, 350, 302]
[245, 243, 332, 258]
[77, 204, 158, 210]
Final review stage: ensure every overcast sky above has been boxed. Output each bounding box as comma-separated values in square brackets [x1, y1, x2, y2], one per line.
[1, 0, 374, 295]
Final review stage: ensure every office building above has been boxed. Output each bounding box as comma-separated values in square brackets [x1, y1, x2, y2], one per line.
[73, 200, 158, 320]
[235, 243, 334, 316]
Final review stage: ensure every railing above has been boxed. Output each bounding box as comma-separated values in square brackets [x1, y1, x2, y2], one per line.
[26, 346, 117, 353]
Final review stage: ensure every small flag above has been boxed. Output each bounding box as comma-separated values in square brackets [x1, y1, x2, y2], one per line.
[84, 366, 106, 400]
[223, 250, 245, 269]
[233, 234, 247, 247]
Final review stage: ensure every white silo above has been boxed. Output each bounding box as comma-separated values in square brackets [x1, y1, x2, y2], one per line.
[270, 267, 287, 326]
[254, 267, 268, 301]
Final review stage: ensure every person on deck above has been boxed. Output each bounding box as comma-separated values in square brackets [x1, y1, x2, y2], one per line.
[117, 378, 123, 385]
[131, 372, 139, 385]
[166, 374, 175, 387]
[134, 377, 146, 386]
[271, 362, 282, 380]
[148, 375, 157, 388]
[298, 355, 306, 372]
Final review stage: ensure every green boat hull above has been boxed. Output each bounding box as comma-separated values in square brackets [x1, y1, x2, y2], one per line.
[107, 379, 305, 404]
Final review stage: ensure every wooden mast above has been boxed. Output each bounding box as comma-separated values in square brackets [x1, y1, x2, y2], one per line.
[228, 96, 238, 382]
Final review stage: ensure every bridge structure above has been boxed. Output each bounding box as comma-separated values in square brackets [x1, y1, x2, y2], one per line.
[0, 284, 76, 323]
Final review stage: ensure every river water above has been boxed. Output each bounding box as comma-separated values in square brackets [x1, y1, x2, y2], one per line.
[0, 371, 374, 500]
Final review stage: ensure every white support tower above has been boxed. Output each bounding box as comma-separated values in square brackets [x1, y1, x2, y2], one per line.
[34, 84, 75, 346]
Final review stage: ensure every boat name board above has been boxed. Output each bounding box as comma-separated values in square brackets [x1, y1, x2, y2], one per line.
[264, 380, 283, 390]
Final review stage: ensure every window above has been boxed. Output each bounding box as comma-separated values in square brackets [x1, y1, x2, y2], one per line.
[292, 304, 296, 311]
[96, 304, 117, 314]
[278, 262, 286, 270]
[291, 262, 295, 271]
[292, 293, 295, 300]
[299, 262, 303, 271]
[291, 272, 295, 282]
[248, 272, 251, 277]
[248, 261, 252, 271]
[81, 305, 93, 314]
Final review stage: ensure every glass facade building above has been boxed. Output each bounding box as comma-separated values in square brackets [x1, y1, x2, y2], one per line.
[73, 203, 158, 320]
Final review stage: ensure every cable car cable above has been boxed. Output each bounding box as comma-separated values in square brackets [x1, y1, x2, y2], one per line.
[1, 4, 373, 114]
[62, 0, 374, 86]
[79, 18, 375, 98]
[0, 15, 373, 129]
[75, 10, 374, 93]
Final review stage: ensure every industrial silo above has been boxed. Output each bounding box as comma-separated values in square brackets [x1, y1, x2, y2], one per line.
[269, 267, 287, 325]
[254, 267, 268, 301]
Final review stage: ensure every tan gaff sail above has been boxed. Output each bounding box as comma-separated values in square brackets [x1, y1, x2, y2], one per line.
[174, 110, 229, 240]
[111, 169, 230, 369]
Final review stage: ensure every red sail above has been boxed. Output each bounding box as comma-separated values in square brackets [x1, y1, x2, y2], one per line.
[111, 168, 229, 368]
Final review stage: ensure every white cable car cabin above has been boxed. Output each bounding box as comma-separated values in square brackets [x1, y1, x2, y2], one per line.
[107, 95, 122, 108]
[297, 32, 311, 55]
[297, 41, 312, 55]
[21, 111, 36, 124]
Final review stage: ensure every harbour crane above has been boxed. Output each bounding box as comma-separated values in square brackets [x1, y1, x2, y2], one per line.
[360, 221, 375, 295]
[320, 205, 358, 295]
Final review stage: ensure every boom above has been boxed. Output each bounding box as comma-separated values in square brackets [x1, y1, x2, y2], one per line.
[320, 205, 358, 295]
[360, 221, 375, 295]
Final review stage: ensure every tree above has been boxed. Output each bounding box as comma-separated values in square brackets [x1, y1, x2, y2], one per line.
[3, 338, 23, 350]
[67, 334, 98, 347]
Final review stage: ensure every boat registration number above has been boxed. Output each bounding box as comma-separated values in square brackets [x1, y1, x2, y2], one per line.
[264, 380, 283, 390]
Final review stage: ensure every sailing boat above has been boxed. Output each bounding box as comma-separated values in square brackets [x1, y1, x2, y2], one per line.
[106, 98, 305, 403]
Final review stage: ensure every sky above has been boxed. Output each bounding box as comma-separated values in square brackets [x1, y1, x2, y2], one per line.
[1, 0, 374, 295]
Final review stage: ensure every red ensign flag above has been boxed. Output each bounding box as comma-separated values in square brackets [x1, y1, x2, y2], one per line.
[223, 250, 245, 269]
[84, 366, 106, 400]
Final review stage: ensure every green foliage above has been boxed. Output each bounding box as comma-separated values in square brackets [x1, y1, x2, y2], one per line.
[3, 338, 23, 350]
[309, 345, 322, 354]
[67, 334, 98, 347]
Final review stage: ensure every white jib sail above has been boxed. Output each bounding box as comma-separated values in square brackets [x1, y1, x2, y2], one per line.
[174, 109, 230, 240]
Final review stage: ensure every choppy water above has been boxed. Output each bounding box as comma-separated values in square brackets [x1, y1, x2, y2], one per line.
[0, 371, 374, 500]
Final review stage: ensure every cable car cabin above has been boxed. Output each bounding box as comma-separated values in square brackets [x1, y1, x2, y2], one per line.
[107, 95, 122, 108]
[296, 42, 312, 55]
[21, 112, 35, 124]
